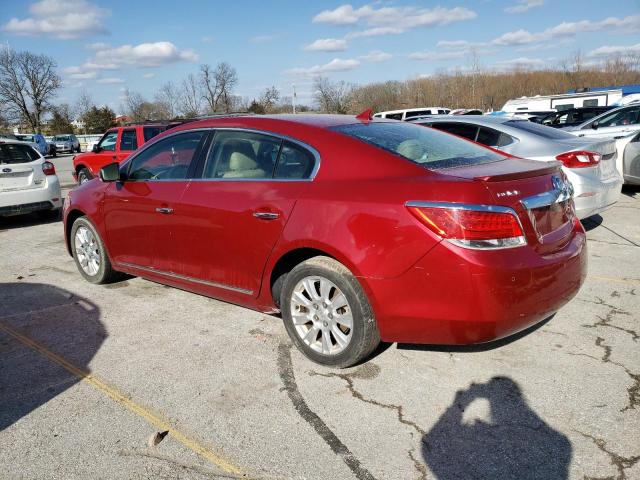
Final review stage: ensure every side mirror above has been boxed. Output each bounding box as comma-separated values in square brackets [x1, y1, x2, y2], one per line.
[92, 144, 102, 153]
[591, 121, 599, 130]
[99, 162, 121, 182]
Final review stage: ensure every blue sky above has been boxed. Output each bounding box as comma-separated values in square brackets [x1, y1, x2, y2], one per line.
[1, 0, 640, 114]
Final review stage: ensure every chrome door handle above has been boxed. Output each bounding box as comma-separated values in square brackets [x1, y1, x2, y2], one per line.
[253, 211, 279, 220]
[155, 207, 173, 214]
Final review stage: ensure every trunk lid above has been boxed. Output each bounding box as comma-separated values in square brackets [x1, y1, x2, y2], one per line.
[438, 158, 575, 254]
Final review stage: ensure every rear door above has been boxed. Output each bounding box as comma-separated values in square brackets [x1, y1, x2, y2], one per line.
[117, 128, 138, 162]
[0, 143, 44, 193]
[175, 129, 316, 296]
[103, 130, 207, 272]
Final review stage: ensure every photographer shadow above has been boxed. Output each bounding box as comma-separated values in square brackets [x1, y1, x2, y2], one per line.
[423, 376, 571, 480]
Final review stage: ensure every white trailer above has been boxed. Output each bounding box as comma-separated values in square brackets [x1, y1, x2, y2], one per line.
[502, 88, 640, 114]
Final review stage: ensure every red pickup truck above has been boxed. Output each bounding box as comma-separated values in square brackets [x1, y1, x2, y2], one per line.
[73, 124, 169, 184]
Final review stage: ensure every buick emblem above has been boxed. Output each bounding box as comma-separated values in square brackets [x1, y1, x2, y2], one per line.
[2, 168, 11, 173]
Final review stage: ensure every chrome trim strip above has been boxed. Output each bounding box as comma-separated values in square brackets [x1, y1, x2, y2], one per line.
[117, 261, 253, 295]
[520, 186, 573, 210]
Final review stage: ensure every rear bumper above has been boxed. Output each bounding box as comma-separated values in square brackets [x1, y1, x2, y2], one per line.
[0, 177, 62, 216]
[567, 169, 623, 219]
[365, 226, 587, 345]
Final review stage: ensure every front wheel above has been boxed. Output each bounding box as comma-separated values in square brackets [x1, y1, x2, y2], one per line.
[281, 256, 380, 368]
[71, 216, 122, 284]
[77, 167, 92, 184]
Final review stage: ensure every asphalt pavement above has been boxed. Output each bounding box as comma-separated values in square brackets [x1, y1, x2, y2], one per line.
[0, 186, 638, 480]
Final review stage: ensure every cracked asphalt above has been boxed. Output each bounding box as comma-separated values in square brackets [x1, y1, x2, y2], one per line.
[1, 186, 638, 480]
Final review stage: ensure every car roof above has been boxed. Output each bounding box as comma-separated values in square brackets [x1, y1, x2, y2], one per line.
[175, 113, 392, 130]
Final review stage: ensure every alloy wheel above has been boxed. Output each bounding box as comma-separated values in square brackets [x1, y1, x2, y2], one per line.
[74, 226, 100, 276]
[290, 275, 353, 355]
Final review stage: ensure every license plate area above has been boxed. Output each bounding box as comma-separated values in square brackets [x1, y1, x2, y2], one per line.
[527, 199, 573, 243]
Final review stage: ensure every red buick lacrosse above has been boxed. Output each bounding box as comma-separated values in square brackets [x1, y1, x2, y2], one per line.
[63, 114, 587, 367]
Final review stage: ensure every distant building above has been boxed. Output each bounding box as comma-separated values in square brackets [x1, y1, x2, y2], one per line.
[114, 115, 131, 125]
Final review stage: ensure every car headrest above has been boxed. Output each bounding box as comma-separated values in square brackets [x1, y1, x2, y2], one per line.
[396, 139, 425, 161]
[229, 151, 258, 171]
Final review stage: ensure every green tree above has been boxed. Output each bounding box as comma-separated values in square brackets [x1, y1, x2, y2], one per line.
[247, 99, 265, 114]
[82, 106, 115, 134]
[48, 104, 75, 134]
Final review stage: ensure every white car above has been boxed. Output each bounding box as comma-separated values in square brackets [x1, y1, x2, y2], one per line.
[567, 103, 640, 140]
[373, 107, 451, 120]
[614, 130, 640, 185]
[0, 139, 62, 217]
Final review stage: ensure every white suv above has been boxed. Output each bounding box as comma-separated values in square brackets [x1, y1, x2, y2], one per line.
[0, 139, 62, 217]
[373, 107, 451, 120]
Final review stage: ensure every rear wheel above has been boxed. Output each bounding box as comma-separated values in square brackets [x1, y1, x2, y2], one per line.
[281, 256, 380, 368]
[71, 217, 121, 284]
[77, 167, 92, 184]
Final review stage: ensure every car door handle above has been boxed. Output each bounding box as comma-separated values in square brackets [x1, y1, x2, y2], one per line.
[155, 207, 173, 214]
[253, 211, 279, 220]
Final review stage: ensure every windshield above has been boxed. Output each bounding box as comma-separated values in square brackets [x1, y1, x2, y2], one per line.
[54, 135, 71, 141]
[332, 122, 505, 169]
[0, 143, 40, 164]
[504, 120, 577, 140]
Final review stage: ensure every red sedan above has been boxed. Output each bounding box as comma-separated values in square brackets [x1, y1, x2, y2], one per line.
[63, 114, 587, 367]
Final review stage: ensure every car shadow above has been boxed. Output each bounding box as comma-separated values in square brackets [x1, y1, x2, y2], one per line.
[422, 376, 571, 480]
[396, 314, 553, 353]
[581, 214, 603, 232]
[0, 211, 61, 231]
[0, 282, 105, 431]
[621, 184, 640, 198]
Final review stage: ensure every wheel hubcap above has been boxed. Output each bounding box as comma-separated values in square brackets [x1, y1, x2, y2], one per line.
[74, 226, 100, 276]
[290, 276, 353, 356]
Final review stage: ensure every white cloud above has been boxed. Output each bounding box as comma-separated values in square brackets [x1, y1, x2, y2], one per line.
[285, 58, 361, 76]
[97, 77, 124, 84]
[304, 38, 348, 52]
[587, 43, 640, 58]
[359, 50, 392, 62]
[142, 72, 156, 78]
[2, 0, 109, 39]
[313, 4, 476, 37]
[409, 50, 467, 61]
[492, 14, 640, 46]
[64, 67, 97, 80]
[505, 0, 544, 14]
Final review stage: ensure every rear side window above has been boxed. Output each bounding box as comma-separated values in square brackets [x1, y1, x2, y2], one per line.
[128, 131, 205, 180]
[120, 129, 138, 151]
[274, 142, 315, 179]
[333, 122, 504, 169]
[430, 122, 478, 141]
[405, 110, 431, 119]
[143, 126, 164, 142]
[386, 113, 403, 120]
[204, 130, 281, 179]
[0, 144, 40, 164]
[477, 127, 513, 147]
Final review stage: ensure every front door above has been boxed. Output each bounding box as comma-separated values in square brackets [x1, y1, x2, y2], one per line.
[103, 130, 207, 273]
[91, 130, 119, 173]
[577, 106, 640, 139]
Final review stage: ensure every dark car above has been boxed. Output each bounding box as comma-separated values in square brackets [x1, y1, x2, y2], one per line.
[540, 107, 613, 128]
[63, 114, 586, 367]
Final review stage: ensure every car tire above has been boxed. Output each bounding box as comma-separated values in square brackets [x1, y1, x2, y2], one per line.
[280, 256, 380, 368]
[71, 216, 122, 284]
[77, 168, 92, 184]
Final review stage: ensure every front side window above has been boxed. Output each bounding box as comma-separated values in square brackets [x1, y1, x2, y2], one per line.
[333, 122, 505, 169]
[143, 126, 165, 142]
[120, 129, 138, 151]
[592, 107, 640, 128]
[405, 110, 431, 119]
[127, 131, 205, 180]
[204, 131, 281, 179]
[98, 131, 118, 151]
[386, 113, 403, 120]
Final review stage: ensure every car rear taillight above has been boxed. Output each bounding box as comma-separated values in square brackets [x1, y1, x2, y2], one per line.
[556, 150, 601, 168]
[42, 161, 56, 175]
[406, 202, 526, 249]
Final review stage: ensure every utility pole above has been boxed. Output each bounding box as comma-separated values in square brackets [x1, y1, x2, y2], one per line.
[292, 84, 296, 114]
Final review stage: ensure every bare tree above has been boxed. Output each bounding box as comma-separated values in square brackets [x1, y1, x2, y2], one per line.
[0, 49, 61, 132]
[200, 62, 238, 113]
[313, 76, 352, 113]
[179, 73, 202, 117]
[259, 86, 280, 112]
[154, 81, 179, 119]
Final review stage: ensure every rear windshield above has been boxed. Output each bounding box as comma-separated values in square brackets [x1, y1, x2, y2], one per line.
[332, 122, 504, 169]
[0, 143, 40, 164]
[504, 120, 578, 140]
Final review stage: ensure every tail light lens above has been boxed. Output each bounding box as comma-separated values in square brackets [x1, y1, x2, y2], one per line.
[42, 161, 56, 175]
[556, 150, 601, 168]
[407, 203, 526, 249]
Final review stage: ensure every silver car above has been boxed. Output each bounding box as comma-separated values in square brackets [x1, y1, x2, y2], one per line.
[566, 103, 640, 140]
[411, 116, 623, 219]
[53, 134, 81, 153]
[614, 130, 640, 185]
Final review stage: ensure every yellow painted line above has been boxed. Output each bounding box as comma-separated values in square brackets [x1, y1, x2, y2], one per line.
[590, 275, 640, 285]
[0, 320, 244, 477]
